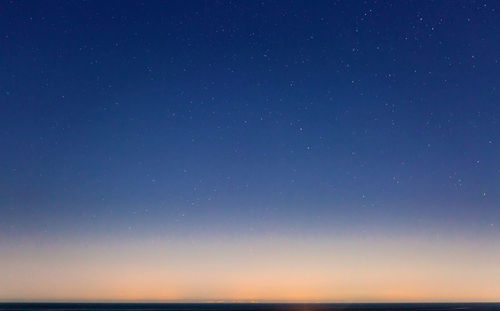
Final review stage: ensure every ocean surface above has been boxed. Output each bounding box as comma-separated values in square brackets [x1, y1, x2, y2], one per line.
[1, 304, 499, 311]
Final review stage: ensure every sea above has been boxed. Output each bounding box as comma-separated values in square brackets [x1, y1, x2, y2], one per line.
[1, 304, 499, 311]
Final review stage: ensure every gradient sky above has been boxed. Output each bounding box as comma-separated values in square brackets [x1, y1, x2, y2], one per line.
[1, 0, 499, 302]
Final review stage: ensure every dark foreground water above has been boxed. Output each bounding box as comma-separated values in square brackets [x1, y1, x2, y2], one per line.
[1, 304, 499, 311]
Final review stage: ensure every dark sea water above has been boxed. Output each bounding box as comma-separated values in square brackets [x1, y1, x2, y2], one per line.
[1, 304, 499, 311]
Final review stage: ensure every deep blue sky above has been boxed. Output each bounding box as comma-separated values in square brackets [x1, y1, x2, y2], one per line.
[1, 0, 499, 241]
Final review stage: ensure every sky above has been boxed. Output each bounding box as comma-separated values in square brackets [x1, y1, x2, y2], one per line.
[0, 0, 499, 302]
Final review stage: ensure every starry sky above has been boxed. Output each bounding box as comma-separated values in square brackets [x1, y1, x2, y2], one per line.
[1, 0, 499, 302]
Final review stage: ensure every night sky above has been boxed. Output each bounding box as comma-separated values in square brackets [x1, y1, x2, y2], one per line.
[1, 0, 499, 302]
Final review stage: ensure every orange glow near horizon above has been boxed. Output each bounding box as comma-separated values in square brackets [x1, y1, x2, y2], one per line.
[1, 234, 499, 302]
